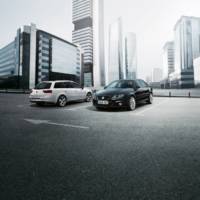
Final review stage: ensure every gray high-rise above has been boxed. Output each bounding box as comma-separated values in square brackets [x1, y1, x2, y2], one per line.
[163, 41, 175, 79]
[170, 16, 200, 88]
[125, 33, 137, 80]
[72, 0, 105, 87]
[108, 17, 124, 83]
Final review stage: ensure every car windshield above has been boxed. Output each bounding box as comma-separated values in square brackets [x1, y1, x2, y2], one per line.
[106, 80, 133, 89]
[35, 82, 52, 89]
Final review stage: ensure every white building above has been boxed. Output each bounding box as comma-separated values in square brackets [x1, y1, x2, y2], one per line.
[125, 33, 137, 80]
[171, 16, 200, 88]
[193, 57, 200, 87]
[108, 17, 124, 83]
[152, 68, 163, 83]
[72, 0, 105, 87]
[163, 41, 175, 79]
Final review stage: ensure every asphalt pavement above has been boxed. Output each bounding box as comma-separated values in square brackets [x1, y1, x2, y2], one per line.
[0, 94, 200, 200]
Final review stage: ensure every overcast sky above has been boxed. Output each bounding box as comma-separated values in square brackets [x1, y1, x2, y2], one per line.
[1, 0, 200, 79]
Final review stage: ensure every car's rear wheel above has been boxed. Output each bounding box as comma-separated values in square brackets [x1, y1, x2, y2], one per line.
[147, 94, 153, 104]
[128, 96, 136, 111]
[57, 95, 67, 107]
[85, 92, 92, 102]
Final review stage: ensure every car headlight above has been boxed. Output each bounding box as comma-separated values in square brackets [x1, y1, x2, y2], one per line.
[111, 94, 125, 100]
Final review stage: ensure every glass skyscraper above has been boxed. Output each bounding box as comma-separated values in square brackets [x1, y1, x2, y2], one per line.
[0, 41, 18, 77]
[170, 16, 200, 88]
[125, 33, 137, 80]
[108, 17, 124, 83]
[0, 29, 20, 88]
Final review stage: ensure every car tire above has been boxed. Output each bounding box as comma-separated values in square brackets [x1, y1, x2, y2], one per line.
[57, 95, 67, 107]
[147, 94, 153, 104]
[128, 96, 136, 111]
[85, 92, 92, 102]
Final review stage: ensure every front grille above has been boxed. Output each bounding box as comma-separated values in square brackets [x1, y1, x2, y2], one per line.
[97, 96, 111, 101]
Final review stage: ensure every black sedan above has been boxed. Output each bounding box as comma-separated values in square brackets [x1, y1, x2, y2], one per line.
[93, 79, 153, 111]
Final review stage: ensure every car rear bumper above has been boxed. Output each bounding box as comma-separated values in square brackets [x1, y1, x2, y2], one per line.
[29, 95, 56, 104]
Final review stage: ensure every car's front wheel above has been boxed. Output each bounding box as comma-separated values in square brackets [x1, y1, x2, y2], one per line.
[147, 93, 153, 104]
[128, 96, 136, 111]
[85, 92, 92, 102]
[57, 95, 67, 107]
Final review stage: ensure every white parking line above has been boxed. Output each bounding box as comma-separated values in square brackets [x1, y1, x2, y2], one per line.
[64, 104, 91, 111]
[133, 99, 169, 116]
[17, 105, 24, 108]
[24, 119, 89, 129]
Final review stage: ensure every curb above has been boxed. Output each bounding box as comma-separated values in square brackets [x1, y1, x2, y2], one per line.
[154, 95, 200, 99]
[0, 90, 30, 94]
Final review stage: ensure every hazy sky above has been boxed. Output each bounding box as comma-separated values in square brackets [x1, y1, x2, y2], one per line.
[1, 0, 200, 79]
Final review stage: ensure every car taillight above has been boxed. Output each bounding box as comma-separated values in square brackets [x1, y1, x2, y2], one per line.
[43, 90, 52, 94]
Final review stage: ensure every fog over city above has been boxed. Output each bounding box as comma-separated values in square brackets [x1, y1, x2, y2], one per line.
[2, 1, 200, 199]
[1, 0, 200, 79]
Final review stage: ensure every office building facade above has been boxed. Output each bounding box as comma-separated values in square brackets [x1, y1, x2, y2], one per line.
[72, 0, 105, 87]
[163, 41, 175, 78]
[108, 17, 124, 83]
[0, 30, 20, 88]
[193, 57, 200, 87]
[171, 16, 200, 88]
[0, 41, 18, 77]
[125, 33, 137, 80]
[162, 41, 175, 88]
[0, 24, 82, 89]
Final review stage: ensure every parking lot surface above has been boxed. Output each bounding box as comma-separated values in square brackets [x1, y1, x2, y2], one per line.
[1, 94, 200, 200]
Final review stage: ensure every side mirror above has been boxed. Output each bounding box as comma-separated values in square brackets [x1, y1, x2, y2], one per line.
[104, 86, 107, 89]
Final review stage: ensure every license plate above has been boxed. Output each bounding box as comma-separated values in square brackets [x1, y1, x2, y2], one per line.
[98, 100, 109, 105]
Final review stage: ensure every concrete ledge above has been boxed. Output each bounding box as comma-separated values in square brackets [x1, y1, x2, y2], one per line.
[153, 89, 200, 98]
[0, 89, 31, 94]
[154, 95, 200, 98]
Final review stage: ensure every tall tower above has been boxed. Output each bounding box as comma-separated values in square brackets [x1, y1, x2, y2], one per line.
[172, 16, 200, 88]
[125, 33, 137, 80]
[108, 17, 124, 83]
[163, 41, 175, 79]
[72, 0, 105, 88]
[72, 0, 93, 87]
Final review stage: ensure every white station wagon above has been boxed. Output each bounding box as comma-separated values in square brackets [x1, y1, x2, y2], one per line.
[29, 80, 93, 107]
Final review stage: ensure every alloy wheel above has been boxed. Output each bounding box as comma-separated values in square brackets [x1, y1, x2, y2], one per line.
[148, 94, 153, 104]
[86, 93, 92, 102]
[129, 97, 136, 111]
[58, 95, 67, 107]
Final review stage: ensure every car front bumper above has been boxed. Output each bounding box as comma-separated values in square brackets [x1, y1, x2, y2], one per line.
[93, 99, 129, 109]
